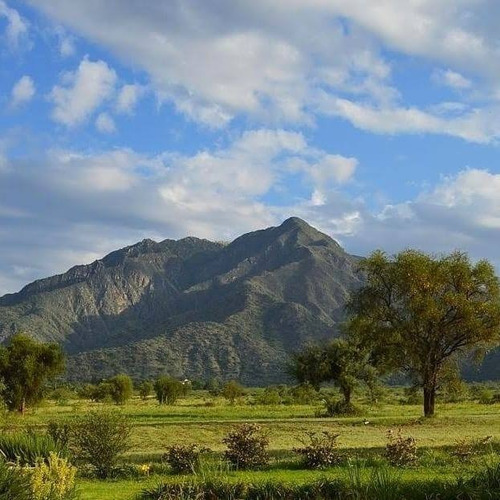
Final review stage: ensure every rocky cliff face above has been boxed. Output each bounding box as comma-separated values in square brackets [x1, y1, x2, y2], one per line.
[0, 217, 497, 383]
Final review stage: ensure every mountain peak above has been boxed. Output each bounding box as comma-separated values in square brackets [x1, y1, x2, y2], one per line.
[279, 216, 310, 230]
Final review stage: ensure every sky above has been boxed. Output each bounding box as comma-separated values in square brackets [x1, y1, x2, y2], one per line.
[1, 0, 500, 294]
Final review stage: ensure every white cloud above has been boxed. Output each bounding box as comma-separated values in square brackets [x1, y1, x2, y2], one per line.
[49, 57, 117, 126]
[0, 129, 358, 293]
[116, 84, 144, 114]
[28, 0, 500, 141]
[95, 112, 116, 134]
[11, 75, 35, 107]
[433, 69, 472, 90]
[0, 0, 28, 49]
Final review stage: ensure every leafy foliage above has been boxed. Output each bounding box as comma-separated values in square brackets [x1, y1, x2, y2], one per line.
[0, 432, 65, 466]
[154, 377, 184, 405]
[107, 374, 133, 405]
[221, 380, 245, 404]
[72, 410, 131, 479]
[0, 334, 65, 412]
[347, 250, 500, 416]
[162, 444, 210, 474]
[0, 460, 31, 500]
[294, 431, 342, 469]
[138, 381, 153, 400]
[223, 423, 269, 470]
[385, 429, 418, 467]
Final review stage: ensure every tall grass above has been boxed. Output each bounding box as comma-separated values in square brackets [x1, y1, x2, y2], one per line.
[0, 432, 65, 466]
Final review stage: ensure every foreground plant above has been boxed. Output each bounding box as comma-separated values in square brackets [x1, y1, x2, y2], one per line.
[385, 429, 418, 467]
[294, 430, 342, 469]
[163, 444, 210, 474]
[223, 423, 269, 470]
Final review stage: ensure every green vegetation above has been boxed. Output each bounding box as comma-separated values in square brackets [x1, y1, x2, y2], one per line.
[0, 334, 64, 413]
[347, 249, 500, 416]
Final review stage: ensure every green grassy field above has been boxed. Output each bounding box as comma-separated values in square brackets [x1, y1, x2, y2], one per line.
[2, 388, 499, 499]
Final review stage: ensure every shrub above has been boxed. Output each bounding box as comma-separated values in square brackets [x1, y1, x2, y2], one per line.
[72, 410, 131, 479]
[46, 422, 72, 450]
[138, 381, 153, 400]
[452, 436, 493, 462]
[385, 429, 418, 467]
[221, 381, 245, 405]
[294, 431, 342, 469]
[255, 387, 282, 405]
[0, 460, 31, 500]
[223, 423, 269, 470]
[48, 388, 75, 406]
[322, 397, 359, 416]
[0, 432, 65, 466]
[154, 377, 183, 405]
[27, 452, 77, 500]
[162, 444, 210, 474]
[290, 383, 317, 404]
[107, 374, 133, 405]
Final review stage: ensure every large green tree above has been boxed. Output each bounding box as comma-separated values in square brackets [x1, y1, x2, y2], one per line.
[0, 334, 65, 412]
[346, 250, 500, 417]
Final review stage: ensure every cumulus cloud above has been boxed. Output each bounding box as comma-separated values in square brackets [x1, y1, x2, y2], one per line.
[116, 84, 144, 114]
[95, 112, 116, 133]
[0, 0, 28, 49]
[0, 129, 355, 293]
[11, 75, 35, 107]
[49, 57, 117, 126]
[26, 0, 500, 140]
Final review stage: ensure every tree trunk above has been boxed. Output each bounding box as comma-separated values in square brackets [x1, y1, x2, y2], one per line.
[19, 398, 26, 415]
[423, 385, 436, 417]
[341, 385, 352, 405]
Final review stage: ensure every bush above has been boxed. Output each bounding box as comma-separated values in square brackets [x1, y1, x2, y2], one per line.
[223, 423, 269, 470]
[255, 387, 281, 405]
[139, 381, 153, 400]
[47, 422, 72, 450]
[322, 397, 359, 417]
[162, 444, 210, 474]
[154, 377, 184, 405]
[0, 432, 65, 466]
[294, 431, 342, 469]
[452, 436, 493, 462]
[385, 429, 418, 467]
[27, 452, 77, 500]
[72, 410, 131, 479]
[0, 460, 31, 500]
[107, 374, 133, 405]
[221, 381, 245, 405]
[290, 383, 317, 404]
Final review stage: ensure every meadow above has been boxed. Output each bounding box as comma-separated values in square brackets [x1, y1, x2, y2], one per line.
[2, 385, 499, 499]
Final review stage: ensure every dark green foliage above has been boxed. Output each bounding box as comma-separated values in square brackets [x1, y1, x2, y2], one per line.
[290, 339, 379, 405]
[347, 250, 500, 416]
[107, 374, 133, 404]
[72, 409, 131, 479]
[0, 432, 65, 466]
[138, 380, 153, 400]
[0, 334, 65, 412]
[322, 397, 360, 417]
[223, 423, 269, 470]
[221, 380, 245, 404]
[47, 421, 73, 450]
[154, 377, 184, 405]
[294, 431, 342, 469]
[0, 460, 31, 500]
[162, 444, 210, 474]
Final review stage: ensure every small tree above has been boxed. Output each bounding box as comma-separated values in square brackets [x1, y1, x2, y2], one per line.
[0, 334, 65, 413]
[72, 410, 131, 479]
[221, 380, 245, 405]
[107, 374, 133, 405]
[154, 376, 183, 405]
[289, 339, 378, 407]
[223, 423, 269, 470]
[139, 380, 153, 400]
[347, 250, 500, 417]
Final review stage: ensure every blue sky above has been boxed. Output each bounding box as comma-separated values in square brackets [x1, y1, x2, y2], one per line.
[1, 0, 500, 294]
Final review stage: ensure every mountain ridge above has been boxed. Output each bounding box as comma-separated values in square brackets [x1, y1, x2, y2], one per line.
[0, 217, 497, 383]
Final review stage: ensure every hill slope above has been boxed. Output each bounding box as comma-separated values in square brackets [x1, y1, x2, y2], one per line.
[0, 217, 497, 383]
[0, 218, 363, 383]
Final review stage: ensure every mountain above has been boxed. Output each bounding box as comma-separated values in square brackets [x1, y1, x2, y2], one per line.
[0, 217, 497, 383]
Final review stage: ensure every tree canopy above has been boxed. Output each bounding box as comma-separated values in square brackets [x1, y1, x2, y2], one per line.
[346, 249, 500, 416]
[0, 333, 65, 412]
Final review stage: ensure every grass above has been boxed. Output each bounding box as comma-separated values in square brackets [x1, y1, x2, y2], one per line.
[1, 387, 499, 499]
